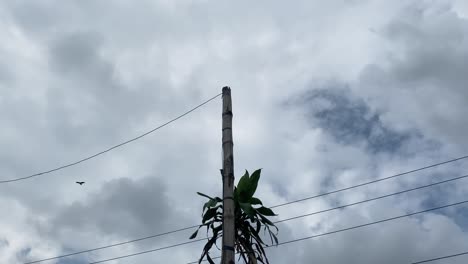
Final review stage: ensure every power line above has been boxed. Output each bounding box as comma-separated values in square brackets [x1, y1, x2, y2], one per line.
[187, 200, 468, 264]
[270, 155, 468, 208]
[23, 225, 200, 264]
[273, 173, 468, 224]
[88, 238, 207, 264]
[0, 93, 222, 183]
[276, 200, 468, 246]
[24, 156, 468, 263]
[411, 251, 468, 264]
[28, 172, 468, 264]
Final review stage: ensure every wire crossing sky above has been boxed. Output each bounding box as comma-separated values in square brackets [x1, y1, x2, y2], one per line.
[2, 1, 468, 264]
[25, 169, 468, 263]
[72, 200, 468, 264]
[411, 251, 468, 264]
[0, 93, 221, 183]
[181, 199, 467, 264]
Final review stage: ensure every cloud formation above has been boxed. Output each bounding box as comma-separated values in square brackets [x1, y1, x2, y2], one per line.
[1, 0, 467, 264]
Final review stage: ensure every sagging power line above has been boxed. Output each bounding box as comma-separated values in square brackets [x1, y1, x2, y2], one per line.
[187, 200, 468, 264]
[26, 170, 468, 264]
[0, 93, 221, 183]
[270, 155, 468, 209]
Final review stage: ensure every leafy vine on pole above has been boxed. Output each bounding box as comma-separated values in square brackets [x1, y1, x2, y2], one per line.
[190, 169, 279, 264]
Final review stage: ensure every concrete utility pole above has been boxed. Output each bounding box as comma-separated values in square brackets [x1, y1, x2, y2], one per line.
[221, 86, 235, 264]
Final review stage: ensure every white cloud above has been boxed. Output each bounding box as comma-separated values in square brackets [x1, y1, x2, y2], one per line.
[1, 0, 468, 263]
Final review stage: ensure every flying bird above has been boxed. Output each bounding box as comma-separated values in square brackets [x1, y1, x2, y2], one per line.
[76, 181, 85, 185]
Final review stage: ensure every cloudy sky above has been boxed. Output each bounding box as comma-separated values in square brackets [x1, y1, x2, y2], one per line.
[1, 0, 468, 263]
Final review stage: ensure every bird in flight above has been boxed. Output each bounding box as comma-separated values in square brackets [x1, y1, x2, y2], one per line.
[76, 181, 85, 185]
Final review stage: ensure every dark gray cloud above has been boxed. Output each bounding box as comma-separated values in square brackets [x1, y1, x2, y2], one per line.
[16, 175, 190, 264]
[48, 32, 106, 77]
[0, 238, 9, 248]
[43, 30, 163, 148]
[3, 1, 59, 35]
[16, 247, 32, 262]
[297, 84, 412, 153]
[50, 176, 174, 239]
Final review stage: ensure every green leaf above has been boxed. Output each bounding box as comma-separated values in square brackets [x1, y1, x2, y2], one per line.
[197, 192, 213, 200]
[256, 206, 276, 216]
[206, 253, 215, 264]
[202, 208, 217, 223]
[202, 198, 222, 212]
[249, 197, 263, 205]
[254, 243, 267, 262]
[248, 169, 262, 197]
[271, 232, 279, 245]
[213, 224, 223, 233]
[238, 191, 250, 203]
[239, 202, 255, 218]
[189, 228, 199, 239]
[259, 214, 276, 226]
[194, 173, 277, 264]
[202, 200, 215, 212]
[255, 219, 261, 234]
[268, 230, 274, 246]
[201, 234, 219, 264]
[249, 223, 264, 245]
[236, 170, 251, 201]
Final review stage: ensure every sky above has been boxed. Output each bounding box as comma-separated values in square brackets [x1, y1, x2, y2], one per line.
[1, 0, 468, 263]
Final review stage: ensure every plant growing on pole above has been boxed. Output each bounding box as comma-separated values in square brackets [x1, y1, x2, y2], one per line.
[190, 169, 279, 264]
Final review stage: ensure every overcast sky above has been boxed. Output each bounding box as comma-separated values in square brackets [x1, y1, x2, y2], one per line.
[1, 0, 468, 263]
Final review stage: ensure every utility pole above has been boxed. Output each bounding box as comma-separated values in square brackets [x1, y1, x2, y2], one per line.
[221, 86, 235, 264]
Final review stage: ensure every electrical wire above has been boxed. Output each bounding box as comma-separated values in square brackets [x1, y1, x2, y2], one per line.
[277, 200, 468, 246]
[411, 250, 468, 264]
[23, 225, 200, 264]
[27, 173, 468, 263]
[0, 93, 222, 183]
[270, 155, 468, 208]
[187, 200, 468, 264]
[273, 173, 468, 224]
[24, 156, 468, 263]
[88, 238, 207, 264]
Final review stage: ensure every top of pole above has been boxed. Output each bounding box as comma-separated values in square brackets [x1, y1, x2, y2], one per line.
[222, 86, 232, 116]
[222, 86, 231, 95]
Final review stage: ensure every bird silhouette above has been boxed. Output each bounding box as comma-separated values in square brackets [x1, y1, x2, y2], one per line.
[76, 181, 85, 185]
